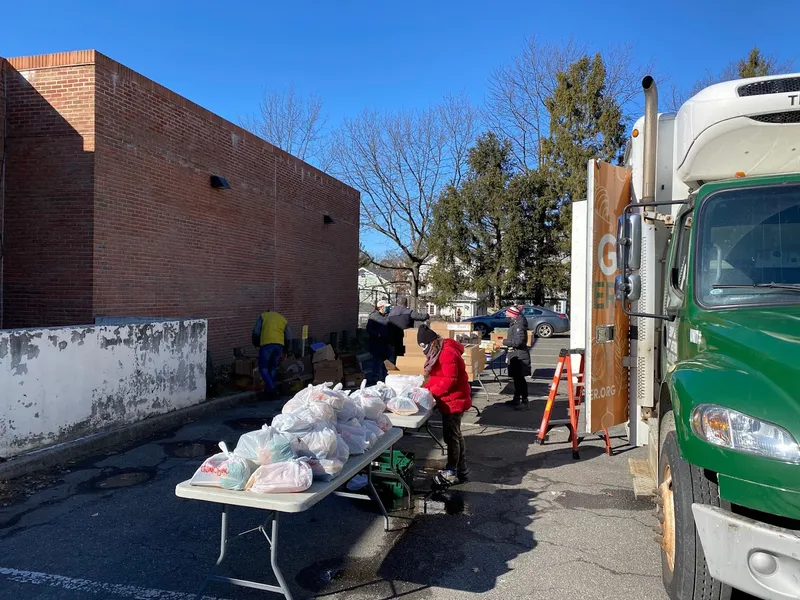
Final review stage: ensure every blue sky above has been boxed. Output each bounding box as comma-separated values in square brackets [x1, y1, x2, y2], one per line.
[3, 0, 798, 253]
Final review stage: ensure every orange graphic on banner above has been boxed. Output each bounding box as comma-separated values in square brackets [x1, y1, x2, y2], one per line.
[589, 161, 630, 432]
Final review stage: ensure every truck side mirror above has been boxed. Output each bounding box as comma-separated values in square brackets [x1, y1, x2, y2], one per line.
[616, 213, 642, 272]
[615, 273, 641, 303]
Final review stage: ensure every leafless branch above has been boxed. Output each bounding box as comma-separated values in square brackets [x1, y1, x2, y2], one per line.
[240, 84, 332, 171]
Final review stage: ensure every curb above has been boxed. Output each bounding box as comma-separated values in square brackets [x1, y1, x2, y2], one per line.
[0, 390, 262, 482]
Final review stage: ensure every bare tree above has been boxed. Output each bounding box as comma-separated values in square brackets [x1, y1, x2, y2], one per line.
[665, 47, 795, 112]
[485, 36, 657, 170]
[240, 84, 332, 171]
[331, 93, 478, 308]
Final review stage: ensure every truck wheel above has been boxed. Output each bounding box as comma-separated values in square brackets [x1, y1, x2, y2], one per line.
[659, 431, 731, 600]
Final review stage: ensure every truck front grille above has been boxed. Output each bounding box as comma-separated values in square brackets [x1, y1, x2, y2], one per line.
[738, 77, 800, 97]
[749, 111, 800, 124]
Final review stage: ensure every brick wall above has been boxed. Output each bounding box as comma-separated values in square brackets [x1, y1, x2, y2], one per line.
[2, 54, 96, 327]
[0, 58, 5, 328]
[91, 53, 360, 361]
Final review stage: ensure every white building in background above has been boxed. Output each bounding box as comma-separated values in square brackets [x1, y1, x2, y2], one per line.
[418, 258, 488, 321]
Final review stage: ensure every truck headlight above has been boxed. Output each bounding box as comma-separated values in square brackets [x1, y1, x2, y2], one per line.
[691, 404, 800, 463]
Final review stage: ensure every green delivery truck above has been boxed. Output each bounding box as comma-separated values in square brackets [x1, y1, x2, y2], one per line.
[588, 73, 800, 599]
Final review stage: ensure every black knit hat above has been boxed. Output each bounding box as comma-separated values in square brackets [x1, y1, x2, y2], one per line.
[417, 324, 440, 347]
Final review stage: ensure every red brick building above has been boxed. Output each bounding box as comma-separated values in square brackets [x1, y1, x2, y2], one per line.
[0, 50, 360, 361]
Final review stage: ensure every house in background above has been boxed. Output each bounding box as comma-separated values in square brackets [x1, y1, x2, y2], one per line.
[418, 258, 488, 321]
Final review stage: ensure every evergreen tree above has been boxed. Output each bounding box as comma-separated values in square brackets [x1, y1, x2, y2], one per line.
[428, 132, 526, 308]
[532, 53, 626, 300]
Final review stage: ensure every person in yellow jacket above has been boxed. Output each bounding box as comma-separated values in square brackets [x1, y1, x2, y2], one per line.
[251, 310, 292, 394]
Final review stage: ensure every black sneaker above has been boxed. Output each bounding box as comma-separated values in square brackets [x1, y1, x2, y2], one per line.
[457, 472, 470, 484]
[504, 398, 521, 407]
[434, 470, 458, 487]
[515, 400, 530, 411]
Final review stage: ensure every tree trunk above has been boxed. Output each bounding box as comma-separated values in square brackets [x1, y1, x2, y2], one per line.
[410, 264, 421, 310]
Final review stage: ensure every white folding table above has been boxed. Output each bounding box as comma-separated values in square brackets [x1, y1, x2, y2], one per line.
[384, 407, 446, 455]
[175, 427, 404, 600]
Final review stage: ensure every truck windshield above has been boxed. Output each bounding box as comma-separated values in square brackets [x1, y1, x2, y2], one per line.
[696, 182, 800, 308]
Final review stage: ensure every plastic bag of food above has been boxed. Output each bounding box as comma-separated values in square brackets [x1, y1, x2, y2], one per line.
[308, 458, 344, 481]
[337, 420, 369, 455]
[293, 424, 338, 460]
[387, 397, 419, 416]
[191, 442, 255, 490]
[374, 412, 392, 432]
[245, 459, 313, 494]
[335, 433, 350, 464]
[272, 412, 315, 436]
[233, 425, 295, 465]
[402, 387, 434, 411]
[361, 419, 383, 448]
[374, 382, 397, 402]
[337, 397, 365, 423]
[385, 374, 424, 395]
[357, 388, 386, 421]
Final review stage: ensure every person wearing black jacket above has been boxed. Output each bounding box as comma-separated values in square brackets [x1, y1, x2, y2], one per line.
[502, 305, 531, 410]
[387, 297, 429, 361]
[367, 300, 391, 383]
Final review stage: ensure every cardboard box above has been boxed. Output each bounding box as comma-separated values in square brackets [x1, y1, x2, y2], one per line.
[313, 359, 343, 384]
[490, 332, 506, 346]
[234, 357, 258, 376]
[340, 354, 362, 374]
[343, 371, 366, 389]
[395, 355, 426, 373]
[312, 344, 336, 364]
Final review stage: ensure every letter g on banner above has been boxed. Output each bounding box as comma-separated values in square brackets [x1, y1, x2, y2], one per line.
[598, 234, 617, 276]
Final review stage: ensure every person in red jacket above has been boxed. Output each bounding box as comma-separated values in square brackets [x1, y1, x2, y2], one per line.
[418, 324, 472, 486]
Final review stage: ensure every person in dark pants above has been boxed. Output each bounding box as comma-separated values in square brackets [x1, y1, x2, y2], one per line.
[387, 296, 429, 361]
[418, 324, 472, 486]
[252, 310, 292, 396]
[503, 305, 531, 410]
[366, 299, 391, 383]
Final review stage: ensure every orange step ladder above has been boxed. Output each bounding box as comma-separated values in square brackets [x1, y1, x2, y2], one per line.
[537, 348, 611, 459]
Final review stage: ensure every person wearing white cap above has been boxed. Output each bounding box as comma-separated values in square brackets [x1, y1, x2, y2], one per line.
[366, 299, 391, 383]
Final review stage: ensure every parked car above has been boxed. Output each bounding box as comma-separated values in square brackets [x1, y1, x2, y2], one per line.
[464, 305, 570, 338]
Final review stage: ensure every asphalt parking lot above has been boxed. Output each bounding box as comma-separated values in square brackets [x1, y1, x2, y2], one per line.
[0, 336, 669, 600]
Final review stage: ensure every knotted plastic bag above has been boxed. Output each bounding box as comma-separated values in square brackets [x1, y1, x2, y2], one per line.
[191, 441, 255, 490]
[402, 387, 434, 411]
[373, 412, 392, 432]
[272, 412, 316, 436]
[357, 387, 387, 421]
[387, 397, 419, 416]
[233, 425, 295, 465]
[293, 424, 338, 460]
[362, 419, 385, 441]
[245, 458, 313, 494]
[337, 419, 369, 455]
[337, 397, 365, 423]
[385, 374, 424, 396]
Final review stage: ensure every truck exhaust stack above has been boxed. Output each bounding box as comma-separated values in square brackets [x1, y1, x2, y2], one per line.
[641, 75, 658, 203]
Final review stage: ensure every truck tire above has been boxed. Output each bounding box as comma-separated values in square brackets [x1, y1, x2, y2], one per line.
[659, 431, 732, 600]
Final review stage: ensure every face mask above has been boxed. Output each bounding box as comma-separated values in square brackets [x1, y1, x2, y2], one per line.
[420, 342, 431, 354]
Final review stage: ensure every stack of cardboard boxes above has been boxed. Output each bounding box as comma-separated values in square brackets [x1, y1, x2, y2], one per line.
[312, 344, 343, 385]
[311, 344, 366, 387]
[491, 328, 535, 347]
[387, 322, 486, 381]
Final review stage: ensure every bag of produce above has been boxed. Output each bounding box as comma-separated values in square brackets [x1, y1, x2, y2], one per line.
[385, 374, 424, 395]
[337, 419, 369, 455]
[245, 459, 313, 494]
[362, 419, 384, 440]
[373, 412, 392, 432]
[357, 388, 386, 421]
[403, 387, 434, 411]
[233, 425, 295, 465]
[293, 424, 338, 460]
[272, 412, 316, 436]
[190, 442, 255, 490]
[337, 397, 365, 423]
[387, 397, 419, 416]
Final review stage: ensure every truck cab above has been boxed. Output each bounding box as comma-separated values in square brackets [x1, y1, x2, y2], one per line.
[616, 74, 800, 599]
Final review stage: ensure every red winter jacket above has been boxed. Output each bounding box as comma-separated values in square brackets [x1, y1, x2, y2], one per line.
[423, 339, 473, 415]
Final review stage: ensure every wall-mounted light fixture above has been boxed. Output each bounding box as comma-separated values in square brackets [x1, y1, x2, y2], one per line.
[210, 175, 230, 189]
[323, 215, 335, 224]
